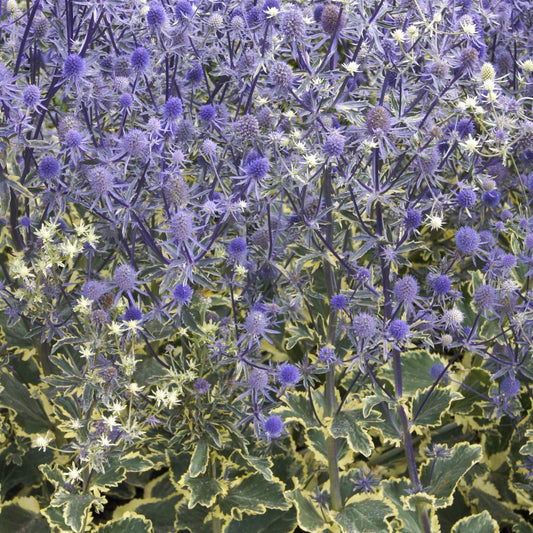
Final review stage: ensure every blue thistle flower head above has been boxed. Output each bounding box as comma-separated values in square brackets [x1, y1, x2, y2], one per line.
[248, 368, 269, 391]
[330, 294, 347, 310]
[88, 166, 114, 195]
[456, 189, 477, 208]
[270, 61, 294, 89]
[352, 312, 378, 339]
[366, 105, 392, 136]
[404, 208, 422, 230]
[64, 129, 83, 149]
[23, 84, 41, 107]
[235, 114, 259, 142]
[321, 3, 345, 35]
[174, 119, 196, 143]
[246, 157, 269, 180]
[20, 216, 32, 227]
[186, 63, 203, 84]
[323, 132, 345, 158]
[393, 275, 419, 304]
[318, 346, 336, 365]
[243, 309, 273, 344]
[173, 283, 192, 305]
[114, 264, 138, 292]
[194, 378, 210, 395]
[501, 376, 520, 397]
[352, 467, 380, 494]
[473, 284, 498, 312]
[147, 2, 166, 28]
[355, 267, 371, 282]
[500, 209, 512, 222]
[130, 47, 150, 73]
[264, 415, 284, 439]
[247, 5, 262, 26]
[389, 319, 409, 341]
[455, 118, 474, 138]
[227, 237, 247, 259]
[455, 226, 481, 255]
[164, 97, 183, 121]
[433, 274, 452, 295]
[63, 54, 86, 79]
[500, 253, 516, 269]
[278, 363, 300, 386]
[121, 129, 149, 157]
[39, 156, 60, 181]
[199, 104, 216, 122]
[83, 280, 105, 301]
[281, 7, 306, 42]
[175, 0, 193, 21]
[429, 363, 446, 380]
[482, 190, 501, 208]
[313, 4, 325, 23]
[119, 94, 133, 109]
[124, 305, 143, 321]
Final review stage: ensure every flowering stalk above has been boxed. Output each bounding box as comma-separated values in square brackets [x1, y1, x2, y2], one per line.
[374, 145, 431, 533]
[322, 166, 343, 512]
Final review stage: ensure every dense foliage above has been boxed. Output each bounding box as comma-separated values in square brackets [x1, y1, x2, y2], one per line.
[0, 0, 532, 531]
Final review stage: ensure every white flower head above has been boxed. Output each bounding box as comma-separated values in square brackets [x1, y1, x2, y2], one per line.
[426, 215, 444, 231]
[32, 432, 54, 452]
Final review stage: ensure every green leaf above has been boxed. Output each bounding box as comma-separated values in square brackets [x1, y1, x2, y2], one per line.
[184, 473, 224, 508]
[285, 323, 315, 350]
[224, 508, 297, 533]
[275, 392, 320, 428]
[469, 488, 532, 529]
[305, 428, 329, 465]
[232, 450, 274, 481]
[519, 440, 533, 456]
[335, 496, 394, 533]
[379, 350, 445, 395]
[218, 474, 289, 519]
[147, 473, 179, 499]
[1, 448, 52, 499]
[330, 411, 373, 457]
[362, 395, 388, 418]
[513, 523, 533, 533]
[360, 404, 401, 443]
[39, 464, 64, 488]
[451, 511, 498, 533]
[175, 503, 211, 533]
[119, 495, 181, 532]
[412, 388, 461, 427]
[382, 479, 423, 533]
[42, 505, 70, 532]
[0, 498, 50, 533]
[119, 453, 154, 472]
[421, 443, 482, 508]
[90, 466, 127, 490]
[285, 488, 327, 533]
[189, 441, 209, 478]
[4, 175, 33, 198]
[0, 371, 51, 434]
[94, 513, 154, 532]
[63, 494, 97, 533]
[167, 451, 190, 490]
[451, 369, 491, 415]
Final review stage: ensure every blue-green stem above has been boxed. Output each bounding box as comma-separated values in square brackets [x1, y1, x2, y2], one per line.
[323, 166, 343, 512]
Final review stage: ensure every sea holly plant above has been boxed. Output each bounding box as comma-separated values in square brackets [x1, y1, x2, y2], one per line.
[0, 0, 532, 532]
